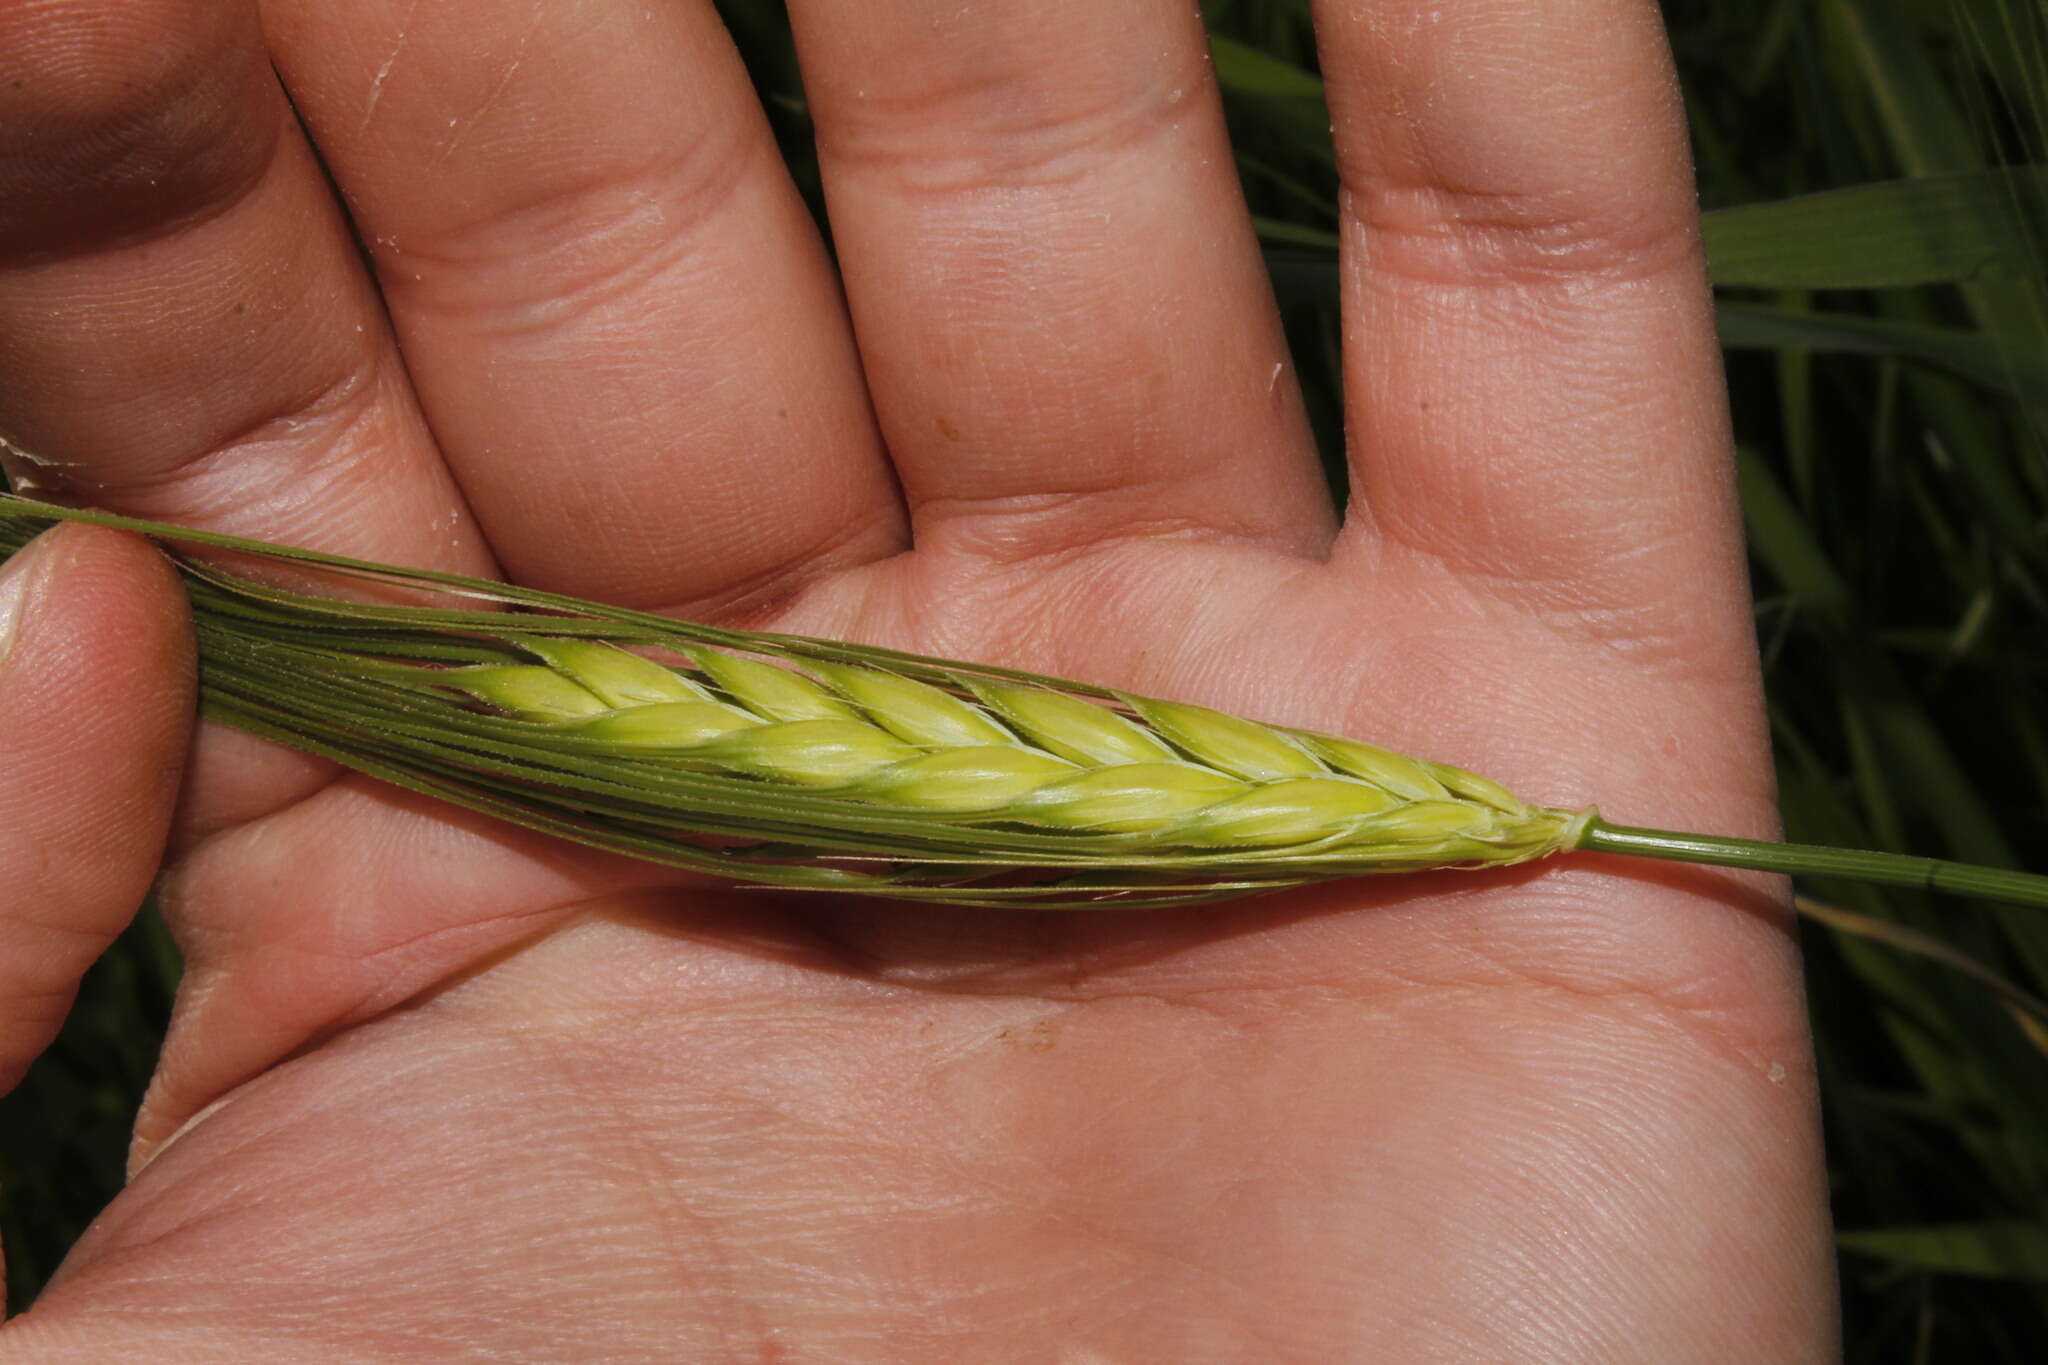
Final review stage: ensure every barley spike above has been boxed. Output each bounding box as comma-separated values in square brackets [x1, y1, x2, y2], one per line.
[9, 494, 2045, 916]
[388, 634, 1586, 893]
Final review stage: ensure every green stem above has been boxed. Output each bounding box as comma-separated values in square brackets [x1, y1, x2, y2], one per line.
[1578, 817, 2048, 910]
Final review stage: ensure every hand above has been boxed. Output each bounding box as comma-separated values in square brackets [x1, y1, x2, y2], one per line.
[0, 1, 1834, 1358]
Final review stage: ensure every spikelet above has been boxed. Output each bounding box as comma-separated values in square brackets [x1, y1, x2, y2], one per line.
[0, 497, 1588, 908]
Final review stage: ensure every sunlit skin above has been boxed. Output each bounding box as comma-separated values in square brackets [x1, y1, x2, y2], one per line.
[0, 1, 1835, 1359]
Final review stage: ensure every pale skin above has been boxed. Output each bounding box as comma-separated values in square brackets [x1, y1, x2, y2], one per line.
[0, 0, 1835, 1358]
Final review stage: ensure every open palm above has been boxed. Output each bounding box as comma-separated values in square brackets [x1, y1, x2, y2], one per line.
[0, 1, 1833, 1358]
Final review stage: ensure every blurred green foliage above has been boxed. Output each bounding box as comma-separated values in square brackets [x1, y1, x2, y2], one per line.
[5, 1, 2046, 1355]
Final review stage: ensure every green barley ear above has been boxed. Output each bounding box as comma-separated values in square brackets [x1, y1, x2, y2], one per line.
[1424, 765, 1529, 816]
[1298, 734, 1456, 803]
[524, 638, 712, 708]
[1125, 697, 1324, 780]
[685, 647, 862, 723]
[687, 718, 919, 787]
[969, 681, 1177, 765]
[569, 701, 761, 751]
[856, 747, 1078, 812]
[4, 493, 2045, 914]
[1017, 762, 1247, 834]
[1173, 778, 1399, 847]
[811, 663, 1016, 747]
[439, 665, 610, 719]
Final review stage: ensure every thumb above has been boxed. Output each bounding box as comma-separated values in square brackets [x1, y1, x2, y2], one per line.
[0, 523, 193, 1098]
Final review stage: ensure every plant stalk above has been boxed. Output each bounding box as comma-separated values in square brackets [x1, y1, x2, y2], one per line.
[1577, 817, 2048, 909]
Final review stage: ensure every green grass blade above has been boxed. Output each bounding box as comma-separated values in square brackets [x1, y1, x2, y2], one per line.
[1716, 301, 2048, 399]
[1839, 1222, 2048, 1280]
[1207, 34, 1323, 98]
[1824, 0, 1982, 176]
[1702, 167, 2048, 288]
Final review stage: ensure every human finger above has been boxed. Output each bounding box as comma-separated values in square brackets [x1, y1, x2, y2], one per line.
[0, 0, 502, 827]
[788, 0, 1336, 565]
[0, 525, 191, 1097]
[0, 0, 492, 573]
[258, 0, 907, 611]
[1315, 0, 1743, 639]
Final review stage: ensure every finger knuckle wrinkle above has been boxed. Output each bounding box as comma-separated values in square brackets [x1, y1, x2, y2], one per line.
[1348, 179, 1699, 291]
[1458, 896, 1804, 1068]
[387, 137, 760, 327]
[927, 481, 1238, 568]
[0, 0, 278, 261]
[126, 356, 381, 508]
[823, 61, 1207, 195]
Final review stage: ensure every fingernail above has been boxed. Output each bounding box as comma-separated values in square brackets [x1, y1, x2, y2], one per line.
[0, 534, 47, 667]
